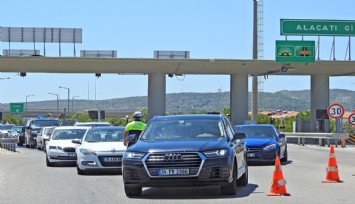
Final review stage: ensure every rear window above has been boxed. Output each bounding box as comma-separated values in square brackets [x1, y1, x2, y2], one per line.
[52, 129, 88, 140]
[31, 120, 61, 129]
[84, 128, 125, 142]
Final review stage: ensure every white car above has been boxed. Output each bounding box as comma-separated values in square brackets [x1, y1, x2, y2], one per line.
[46, 126, 91, 167]
[36, 126, 56, 151]
[73, 126, 125, 175]
[73, 122, 111, 127]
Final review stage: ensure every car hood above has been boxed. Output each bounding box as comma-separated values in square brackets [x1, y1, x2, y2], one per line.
[80, 142, 126, 152]
[129, 138, 228, 152]
[244, 137, 276, 146]
[47, 139, 78, 148]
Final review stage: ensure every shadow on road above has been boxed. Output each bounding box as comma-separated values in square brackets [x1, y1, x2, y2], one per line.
[138, 183, 258, 199]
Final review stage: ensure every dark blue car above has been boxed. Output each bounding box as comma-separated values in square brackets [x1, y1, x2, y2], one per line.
[234, 124, 288, 164]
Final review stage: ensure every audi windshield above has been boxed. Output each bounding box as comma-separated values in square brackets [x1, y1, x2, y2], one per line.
[140, 118, 225, 141]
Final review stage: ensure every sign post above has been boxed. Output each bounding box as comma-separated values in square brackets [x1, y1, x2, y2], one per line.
[327, 104, 345, 145]
[280, 19, 355, 36]
[276, 40, 315, 63]
[10, 103, 24, 113]
[348, 113, 355, 126]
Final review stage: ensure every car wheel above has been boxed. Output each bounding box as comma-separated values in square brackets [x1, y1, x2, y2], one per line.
[46, 155, 53, 167]
[124, 184, 142, 197]
[281, 148, 288, 162]
[77, 165, 86, 175]
[221, 161, 237, 195]
[237, 159, 248, 186]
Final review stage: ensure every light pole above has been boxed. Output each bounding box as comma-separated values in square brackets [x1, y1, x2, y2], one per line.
[49, 93, 59, 112]
[71, 96, 79, 113]
[26, 94, 34, 112]
[59, 86, 70, 119]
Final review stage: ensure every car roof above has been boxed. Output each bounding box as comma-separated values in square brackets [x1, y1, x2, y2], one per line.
[151, 114, 225, 121]
[54, 126, 90, 130]
[235, 124, 275, 127]
[90, 126, 125, 130]
[75, 122, 110, 124]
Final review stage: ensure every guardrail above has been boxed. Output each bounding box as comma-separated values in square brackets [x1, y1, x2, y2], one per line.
[283, 132, 349, 146]
[0, 138, 18, 152]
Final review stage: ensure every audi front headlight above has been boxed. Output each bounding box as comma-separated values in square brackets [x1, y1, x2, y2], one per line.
[124, 152, 145, 160]
[203, 149, 229, 157]
[79, 148, 96, 156]
[263, 144, 276, 151]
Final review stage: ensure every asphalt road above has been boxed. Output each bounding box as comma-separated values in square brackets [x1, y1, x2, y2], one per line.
[1, 144, 355, 204]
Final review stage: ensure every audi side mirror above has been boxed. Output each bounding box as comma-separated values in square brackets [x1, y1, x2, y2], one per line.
[232, 132, 246, 142]
[127, 134, 137, 144]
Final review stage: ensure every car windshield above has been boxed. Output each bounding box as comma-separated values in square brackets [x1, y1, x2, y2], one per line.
[0, 125, 15, 130]
[11, 127, 22, 133]
[84, 128, 124, 142]
[43, 127, 55, 135]
[51, 129, 88, 140]
[141, 118, 224, 142]
[235, 126, 276, 138]
[31, 120, 61, 129]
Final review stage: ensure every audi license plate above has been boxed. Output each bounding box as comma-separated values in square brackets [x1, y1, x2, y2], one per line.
[68, 152, 76, 157]
[158, 168, 189, 176]
[103, 157, 121, 162]
[247, 153, 255, 157]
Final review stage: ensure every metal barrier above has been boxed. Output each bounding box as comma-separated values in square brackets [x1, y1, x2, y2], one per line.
[283, 132, 350, 146]
[0, 138, 18, 152]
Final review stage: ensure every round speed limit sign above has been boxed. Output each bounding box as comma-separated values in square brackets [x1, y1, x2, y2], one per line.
[349, 113, 355, 126]
[327, 103, 345, 119]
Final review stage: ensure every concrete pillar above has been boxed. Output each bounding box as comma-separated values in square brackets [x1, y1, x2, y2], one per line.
[148, 73, 166, 121]
[310, 74, 329, 132]
[230, 74, 249, 125]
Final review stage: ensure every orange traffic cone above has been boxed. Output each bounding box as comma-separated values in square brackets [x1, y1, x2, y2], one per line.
[267, 156, 290, 196]
[322, 145, 343, 183]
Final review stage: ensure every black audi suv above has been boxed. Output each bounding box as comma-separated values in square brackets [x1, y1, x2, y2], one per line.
[123, 114, 248, 197]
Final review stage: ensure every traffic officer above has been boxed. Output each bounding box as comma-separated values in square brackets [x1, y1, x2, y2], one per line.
[123, 111, 146, 147]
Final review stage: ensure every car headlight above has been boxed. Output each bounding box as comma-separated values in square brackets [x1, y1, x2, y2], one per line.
[203, 149, 229, 157]
[79, 148, 97, 156]
[124, 152, 146, 160]
[49, 146, 63, 150]
[263, 144, 277, 151]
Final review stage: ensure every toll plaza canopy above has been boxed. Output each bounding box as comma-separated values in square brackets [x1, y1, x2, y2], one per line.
[0, 57, 354, 76]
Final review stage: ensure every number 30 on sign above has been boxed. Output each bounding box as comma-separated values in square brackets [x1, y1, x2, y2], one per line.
[327, 103, 345, 119]
[349, 113, 355, 126]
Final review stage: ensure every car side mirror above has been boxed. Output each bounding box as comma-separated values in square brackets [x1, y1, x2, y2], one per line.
[72, 139, 82, 144]
[232, 132, 246, 142]
[127, 134, 137, 144]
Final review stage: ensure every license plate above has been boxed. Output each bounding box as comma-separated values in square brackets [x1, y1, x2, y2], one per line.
[68, 152, 76, 157]
[158, 168, 189, 176]
[247, 153, 255, 157]
[103, 157, 121, 162]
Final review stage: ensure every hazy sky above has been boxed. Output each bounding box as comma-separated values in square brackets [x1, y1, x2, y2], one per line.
[0, 0, 354, 104]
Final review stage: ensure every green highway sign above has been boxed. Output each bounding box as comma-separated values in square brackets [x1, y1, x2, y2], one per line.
[10, 103, 24, 113]
[280, 19, 355, 36]
[276, 40, 315, 63]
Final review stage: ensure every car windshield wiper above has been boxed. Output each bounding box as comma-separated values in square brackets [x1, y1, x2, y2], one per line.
[86, 140, 99, 143]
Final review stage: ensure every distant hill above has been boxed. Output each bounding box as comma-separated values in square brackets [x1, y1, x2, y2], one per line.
[1, 89, 354, 114]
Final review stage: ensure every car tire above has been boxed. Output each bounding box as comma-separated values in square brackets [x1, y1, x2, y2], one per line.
[124, 184, 142, 197]
[221, 162, 237, 195]
[46, 156, 53, 167]
[237, 159, 248, 186]
[77, 165, 86, 175]
[281, 148, 288, 162]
